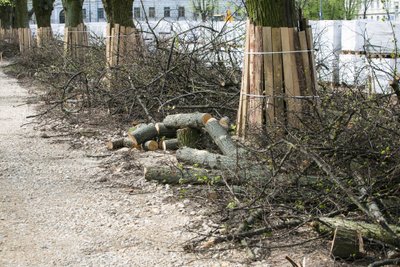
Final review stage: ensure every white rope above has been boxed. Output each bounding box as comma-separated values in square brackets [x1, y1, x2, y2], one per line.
[244, 49, 314, 55]
[242, 93, 320, 99]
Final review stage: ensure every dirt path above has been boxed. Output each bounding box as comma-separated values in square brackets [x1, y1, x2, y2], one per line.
[0, 63, 258, 267]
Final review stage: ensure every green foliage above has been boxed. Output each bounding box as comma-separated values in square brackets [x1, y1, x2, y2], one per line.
[298, 0, 360, 20]
[0, 0, 12, 6]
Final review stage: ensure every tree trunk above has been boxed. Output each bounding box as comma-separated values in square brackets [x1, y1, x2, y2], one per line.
[155, 123, 177, 138]
[0, 5, 13, 29]
[163, 113, 212, 129]
[62, 0, 83, 27]
[177, 127, 200, 148]
[33, 0, 55, 46]
[176, 147, 241, 169]
[106, 138, 135, 150]
[15, 0, 29, 28]
[316, 217, 400, 247]
[205, 118, 243, 156]
[127, 123, 158, 146]
[161, 139, 179, 151]
[246, 0, 296, 27]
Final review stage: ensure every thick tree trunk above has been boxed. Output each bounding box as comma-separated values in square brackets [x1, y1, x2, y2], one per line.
[246, 0, 296, 27]
[155, 123, 177, 138]
[0, 5, 13, 29]
[177, 128, 200, 148]
[32, 0, 54, 28]
[205, 118, 243, 156]
[15, 0, 29, 28]
[176, 147, 241, 169]
[62, 0, 83, 27]
[163, 113, 212, 129]
[127, 123, 158, 146]
[33, 0, 55, 46]
[161, 139, 179, 151]
[316, 217, 400, 247]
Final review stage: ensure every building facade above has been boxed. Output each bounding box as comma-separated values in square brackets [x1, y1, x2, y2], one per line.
[357, 0, 399, 21]
[28, 0, 242, 24]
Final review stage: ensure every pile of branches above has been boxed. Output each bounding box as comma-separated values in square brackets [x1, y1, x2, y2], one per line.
[11, 23, 242, 124]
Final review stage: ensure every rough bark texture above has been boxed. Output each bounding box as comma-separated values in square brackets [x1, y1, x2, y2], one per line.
[106, 138, 135, 150]
[101, 0, 113, 25]
[205, 118, 243, 157]
[155, 123, 177, 138]
[15, 0, 29, 28]
[102, 0, 134, 27]
[317, 217, 400, 247]
[0, 5, 13, 29]
[246, 0, 297, 27]
[176, 147, 240, 169]
[330, 227, 364, 259]
[127, 123, 158, 145]
[177, 128, 200, 148]
[161, 139, 178, 151]
[144, 166, 226, 185]
[163, 113, 212, 129]
[142, 140, 158, 151]
[32, 0, 54, 28]
[62, 0, 83, 27]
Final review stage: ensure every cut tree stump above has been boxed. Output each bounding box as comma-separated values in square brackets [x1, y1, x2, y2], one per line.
[161, 139, 179, 151]
[219, 116, 230, 130]
[144, 166, 226, 185]
[176, 147, 242, 169]
[155, 123, 177, 138]
[163, 113, 212, 129]
[205, 118, 243, 157]
[317, 217, 400, 247]
[142, 140, 159, 151]
[128, 123, 158, 145]
[330, 227, 364, 259]
[177, 127, 200, 148]
[106, 138, 135, 150]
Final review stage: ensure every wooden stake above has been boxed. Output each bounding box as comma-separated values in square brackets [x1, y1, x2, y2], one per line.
[271, 28, 285, 126]
[263, 27, 274, 126]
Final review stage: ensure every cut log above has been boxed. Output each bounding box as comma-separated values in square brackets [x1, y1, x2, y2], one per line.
[142, 140, 159, 151]
[219, 116, 230, 130]
[330, 227, 364, 259]
[128, 123, 158, 145]
[155, 123, 177, 138]
[144, 166, 227, 185]
[317, 217, 400, 247]
[177, 127, 200, 148]
[162, 139, 179, 151]
[163, 113, 212, 129]
[106, 138, 135, 150]
[205, 118, 243, 156]
[176, 147, 241, 169]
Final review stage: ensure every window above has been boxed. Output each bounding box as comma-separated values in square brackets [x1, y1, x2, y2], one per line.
[178, 6, 185, 18]
[164, 7, 171, 17]
[149, 7, 155, 18]
[59, 10, 65, 23]
[98, 8, 104, 20]
[134, 7, 141, 18]
[82, 8, 87, 19]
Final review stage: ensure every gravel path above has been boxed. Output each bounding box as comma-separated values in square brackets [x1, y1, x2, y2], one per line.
[0, 63, 253, 267]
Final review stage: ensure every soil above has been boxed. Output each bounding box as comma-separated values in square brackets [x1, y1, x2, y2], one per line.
[0, 61, 354, 266]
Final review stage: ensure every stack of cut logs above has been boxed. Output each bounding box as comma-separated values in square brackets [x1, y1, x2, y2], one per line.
[107, 112, 262, 184]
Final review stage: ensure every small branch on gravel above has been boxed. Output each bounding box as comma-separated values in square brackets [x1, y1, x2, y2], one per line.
[368, 258, 400, 267]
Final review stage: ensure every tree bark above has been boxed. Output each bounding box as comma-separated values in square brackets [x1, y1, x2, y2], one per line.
[144, 166, 229, 185]
[14, 0, 29, 28]
[176, 147, 241, 169]
[246, 0, 297, 27]
[205, 118, 243, 156]
[155, 123, 177, 138]
[62, 0, 83, 27]
[106, 138, 135, 150]
[127, 123, 158, 145]
[316, 217, 400, 247]
[161, 139, 179, 151]
[32, 0, 54, 28]
[163, 113, 212, 129]
[0, 5, 13, 29]
[177, 127, 200, 148]
[330, 227, 364, 259]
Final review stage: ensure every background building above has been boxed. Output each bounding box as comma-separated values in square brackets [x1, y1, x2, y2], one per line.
[28, 0, 243, 24]
[357, 0, 399, 21]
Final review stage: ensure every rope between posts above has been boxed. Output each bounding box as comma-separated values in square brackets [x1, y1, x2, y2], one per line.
[242, 93, 320, 99]
[244, 49, 314, 55]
